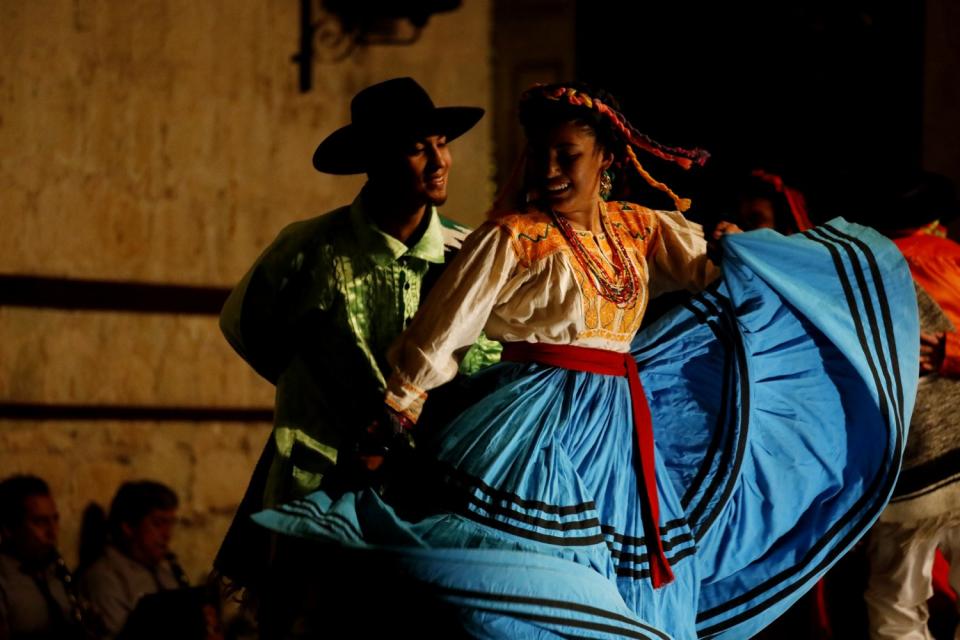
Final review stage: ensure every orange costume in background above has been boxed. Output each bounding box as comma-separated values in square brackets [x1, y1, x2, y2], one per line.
[894, 222, 960, 376]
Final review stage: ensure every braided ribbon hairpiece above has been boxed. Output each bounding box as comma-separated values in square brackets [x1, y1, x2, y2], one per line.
[521, 85, 709, 212]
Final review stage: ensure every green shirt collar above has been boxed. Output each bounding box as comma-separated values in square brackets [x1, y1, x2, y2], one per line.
[350, 189, 446, 266]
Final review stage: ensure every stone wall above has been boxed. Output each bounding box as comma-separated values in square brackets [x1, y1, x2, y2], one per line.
[0, 0, 492, 582]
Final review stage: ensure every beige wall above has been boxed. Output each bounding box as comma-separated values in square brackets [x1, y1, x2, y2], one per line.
[0, 0, 492, 581]
[1, 0, 493, 286]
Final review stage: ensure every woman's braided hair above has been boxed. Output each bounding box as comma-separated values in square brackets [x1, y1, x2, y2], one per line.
[518, 83, 708, 211]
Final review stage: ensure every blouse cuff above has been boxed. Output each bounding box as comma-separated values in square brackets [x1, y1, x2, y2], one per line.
[384, 372, 428, 423]
[940, 331, 960, 378]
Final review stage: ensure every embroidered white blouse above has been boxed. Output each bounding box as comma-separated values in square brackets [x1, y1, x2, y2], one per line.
[385, 200, 718, 421]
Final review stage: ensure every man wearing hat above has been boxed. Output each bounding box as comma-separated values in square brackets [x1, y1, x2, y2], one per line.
[864, 171, 960, 640]
[213, 78, 500, 622]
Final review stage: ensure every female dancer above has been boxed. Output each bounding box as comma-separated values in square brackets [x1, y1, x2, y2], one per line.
[254, 83, 918, 639]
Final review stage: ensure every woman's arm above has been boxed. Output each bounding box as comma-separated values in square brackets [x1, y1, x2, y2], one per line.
[647, 209, 722, 298]
[385, 221, 521, 422]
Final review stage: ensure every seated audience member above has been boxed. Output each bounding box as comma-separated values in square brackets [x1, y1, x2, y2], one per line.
[0, 474, 85, 640]
[117, 586, 224, 640]
[79, 480, 188, 637]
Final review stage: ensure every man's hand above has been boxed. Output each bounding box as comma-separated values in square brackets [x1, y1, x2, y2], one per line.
[355, 408, 415, 472]
[920, 331, 946, 375]
[712, 220, 743, 240]
[707, 220, 743, 263]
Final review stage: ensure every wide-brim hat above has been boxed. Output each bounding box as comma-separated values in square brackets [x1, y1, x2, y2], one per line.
[313, 77, 484, 175]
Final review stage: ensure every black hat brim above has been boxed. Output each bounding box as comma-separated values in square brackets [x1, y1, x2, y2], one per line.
[313, 106, 484, 175]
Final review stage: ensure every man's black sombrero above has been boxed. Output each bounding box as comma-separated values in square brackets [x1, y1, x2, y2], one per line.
[313, 77, 484, 175]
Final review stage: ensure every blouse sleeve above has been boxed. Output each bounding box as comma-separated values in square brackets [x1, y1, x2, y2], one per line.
[385, 221, 520, 422]
[647, 209, 720, 299]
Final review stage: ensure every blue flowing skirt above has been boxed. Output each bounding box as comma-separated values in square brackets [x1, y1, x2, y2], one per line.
[253, 219, 918, 639]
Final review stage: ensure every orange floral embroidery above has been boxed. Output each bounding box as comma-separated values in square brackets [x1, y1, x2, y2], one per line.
[499, 203, 658, 345]
[497, 211, 564, 267]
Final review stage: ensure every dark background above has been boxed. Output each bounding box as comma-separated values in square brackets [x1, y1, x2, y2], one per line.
[574, 2, 925, 224]
[493, 0, 951, 230]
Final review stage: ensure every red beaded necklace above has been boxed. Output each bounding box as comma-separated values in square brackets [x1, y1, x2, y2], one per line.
[549, 203, 640, 307]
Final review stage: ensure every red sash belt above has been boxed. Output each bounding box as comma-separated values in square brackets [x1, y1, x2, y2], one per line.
[501, 342, 675, 588]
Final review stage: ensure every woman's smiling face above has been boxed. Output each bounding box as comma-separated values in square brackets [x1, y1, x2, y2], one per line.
[526, 120, 613, 217]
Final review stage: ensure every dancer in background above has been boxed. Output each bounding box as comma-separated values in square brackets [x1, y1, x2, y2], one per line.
[866, 171, 960, 640]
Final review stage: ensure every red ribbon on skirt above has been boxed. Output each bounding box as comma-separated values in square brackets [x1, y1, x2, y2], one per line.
[501, 341, 675, 589]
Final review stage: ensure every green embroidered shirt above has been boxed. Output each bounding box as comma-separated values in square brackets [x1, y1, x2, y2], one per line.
[221, 190, 501, 504]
